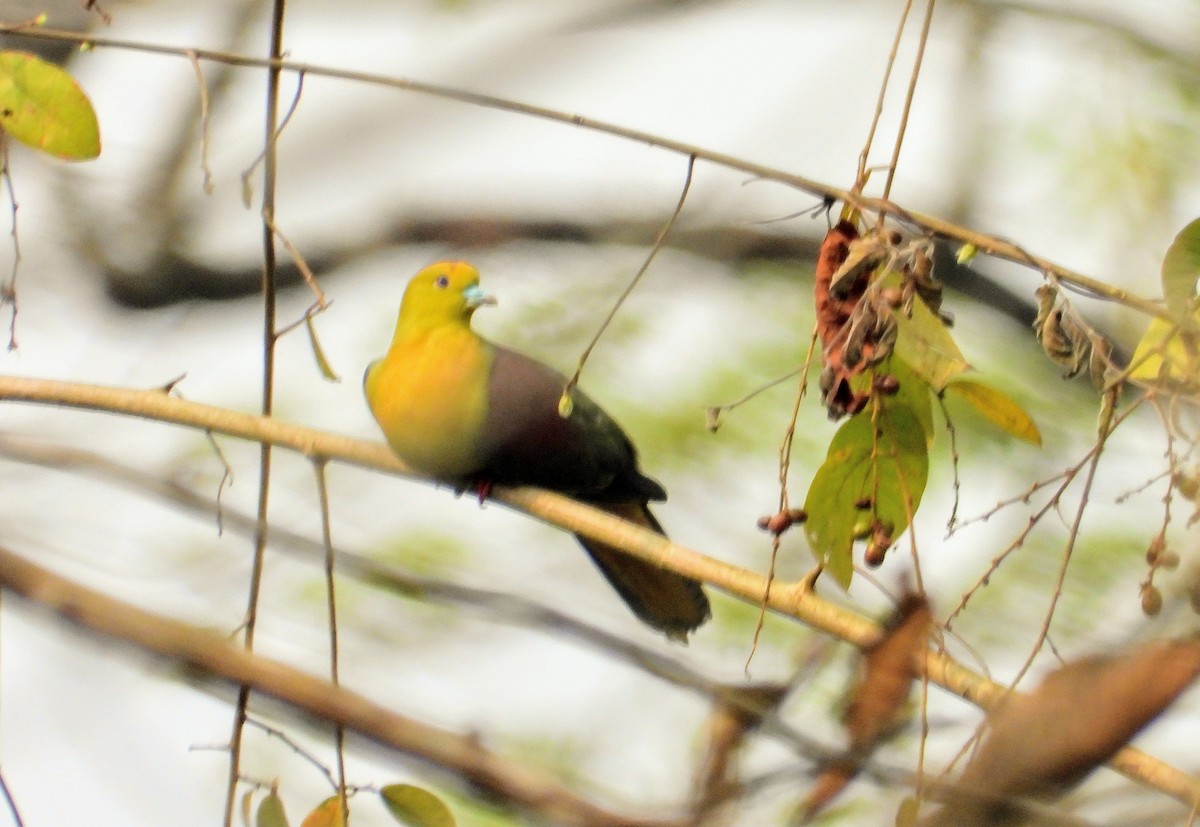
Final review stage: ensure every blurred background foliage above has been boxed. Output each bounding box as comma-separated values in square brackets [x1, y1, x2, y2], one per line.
[1, 1, 1199, 825]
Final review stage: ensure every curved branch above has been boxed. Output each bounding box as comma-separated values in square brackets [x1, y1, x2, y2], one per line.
[0, 432, 847, 779]
[1, 373, 1197, 807]
[0, 543, 681, 827]
[0, 24, 1172, 321]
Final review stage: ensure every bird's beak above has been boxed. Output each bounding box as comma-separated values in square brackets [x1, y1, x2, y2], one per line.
[463, 284, 497, 309]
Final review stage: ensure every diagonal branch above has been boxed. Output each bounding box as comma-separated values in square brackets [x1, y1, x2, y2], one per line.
[0, 24, 1173, 322]
[0, 543, 683, 827]
[0, 373, 1197, 807]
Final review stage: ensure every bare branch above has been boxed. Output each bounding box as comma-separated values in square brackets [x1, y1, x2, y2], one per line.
[0, 23, 1173, 321]
[0, 374, 1196, 805]
[0, 544, 684, 827]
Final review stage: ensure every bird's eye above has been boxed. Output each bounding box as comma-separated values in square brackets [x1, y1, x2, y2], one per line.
[435, 275, 450, 288]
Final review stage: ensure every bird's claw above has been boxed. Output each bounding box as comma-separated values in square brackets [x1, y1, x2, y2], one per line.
[458, 477, 493, 504]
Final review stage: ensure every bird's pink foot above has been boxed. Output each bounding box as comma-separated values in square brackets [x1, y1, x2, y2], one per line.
[460, 477, 493, 504]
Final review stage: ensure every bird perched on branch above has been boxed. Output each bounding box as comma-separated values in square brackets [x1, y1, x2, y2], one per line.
[363, 260, 711, 640]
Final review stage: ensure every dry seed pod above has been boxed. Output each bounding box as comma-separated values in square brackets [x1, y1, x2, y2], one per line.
[864, 520, 895, 568]
[907, 239, 947, 321]
[880, 286, 904, 308]
[830, 230, 893, 298]
[874, 374, 900, 395]
[1145, 533, 1165, 565]
[1140, 582, 1163, 616]
[1033, 283, 1095, 378]
[704, 407, 723, 433]
[1175, 472, 1200, 501]
[757, 509, 806, 536]
[1033, 284, 1058, 330]
[1088, 334, 1116, 392]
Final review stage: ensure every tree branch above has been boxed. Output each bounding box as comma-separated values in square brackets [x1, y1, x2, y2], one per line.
[1, 373, 1197, 807]
[0, 543, 682, 827]
[0, 23, 1173, 322]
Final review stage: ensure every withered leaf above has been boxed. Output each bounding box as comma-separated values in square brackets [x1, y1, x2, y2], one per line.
[845, 593, 931, 749]
[1033, 284, 1093, 379]
[830, 229, 895, 298]
[797, 595, 931, 822]
[694, 684, 788, 814]
[816, 220, 863, 347]
[928, 639, 1200, 826]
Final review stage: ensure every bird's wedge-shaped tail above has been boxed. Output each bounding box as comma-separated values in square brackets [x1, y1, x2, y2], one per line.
[575, 501, 710, 641]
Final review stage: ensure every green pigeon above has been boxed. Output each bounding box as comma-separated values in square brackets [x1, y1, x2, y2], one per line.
[364, 260, 711, 640]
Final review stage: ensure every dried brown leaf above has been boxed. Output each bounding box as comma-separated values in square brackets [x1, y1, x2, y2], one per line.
[795, 761, 856, 824]
[798, 595, 931, 821]
[930, 639, 1200, 826]
[845, 594, 931, 749]
[694, 684, 788, 813]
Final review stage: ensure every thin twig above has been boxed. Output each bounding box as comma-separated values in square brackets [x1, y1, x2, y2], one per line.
[0, 767, 23, 827]
[225, 3, 289, 825]
[936, 393, 963, 535]
[856, 0, 914, 192]
[0, 24, 1172, 322]
[746, 323, 820, 668]
[240, 70, 305, 208]
[1007, 385, 1121, 689]
[944, 395, 1145, 628]
[184, 50, 215, 194]
[704, 364, 804, 431]
[202, 429, 234, 536]
[263, 213, 328, 312]
[311, 460, 348, 816]
[1, 137, 20, 351]
[564, 154, 696, 397]
[243, 717, 338, 791]
[881, 0, 937, 202]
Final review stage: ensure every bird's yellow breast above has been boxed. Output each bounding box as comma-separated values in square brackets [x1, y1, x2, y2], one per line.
[364, 325, 492, 480]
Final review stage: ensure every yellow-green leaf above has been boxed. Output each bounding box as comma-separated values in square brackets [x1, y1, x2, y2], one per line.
[242, 789, 256, 827]
[257, 792, 290, 827]
[895, 796, 921, 826]
[805, 365, 930, 588]
[944, 379, 1041, 446]
[890, 356, 934, 444]
[381, 785, 456, 827]
[894, 296, 969, 391]
[299, 797, 345, 827]
[1129, 314, 1200, 390]
[0, 50, 100, 160]
[1162, 218, 1200, 320]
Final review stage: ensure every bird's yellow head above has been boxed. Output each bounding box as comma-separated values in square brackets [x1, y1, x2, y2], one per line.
[397, 260, 496, 330]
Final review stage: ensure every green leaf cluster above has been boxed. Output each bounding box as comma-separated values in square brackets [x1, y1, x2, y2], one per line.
[804, 358, 931, 587]
[804, 283, 1040, 587]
